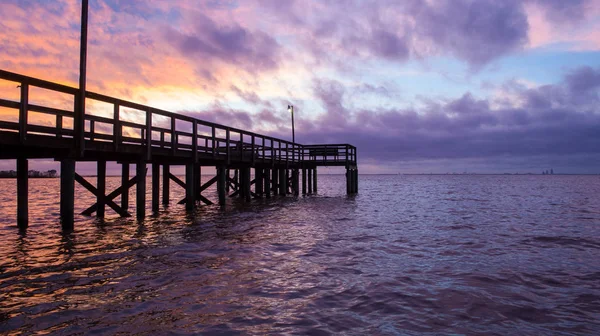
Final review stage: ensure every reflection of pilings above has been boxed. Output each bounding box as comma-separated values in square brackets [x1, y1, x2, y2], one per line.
[17, 158, 28, 229]
[136, 161, 146, 218]
[60, 159, 75, 230]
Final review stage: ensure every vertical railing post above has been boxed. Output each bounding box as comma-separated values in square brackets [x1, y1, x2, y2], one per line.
[171, 116, 176, 155]
[239, 133, 244, 161]
[271, 139, 275, 166]
[113, 104, 120, 151]
[89, 120, 95, 141]
[56, 114, 63, 138]
[145, 108, 152, 160]
[286, 143, 289, 166]
[226, 128, 231, 165]
[251, 135, 255, 165]
[75, 0, 88, 156]
[212, 126, 216, 157]
[192, 120, 198, 163]
[19, 82, 28, 144]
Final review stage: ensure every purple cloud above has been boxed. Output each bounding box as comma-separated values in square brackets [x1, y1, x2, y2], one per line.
[164, 11, 280, 75]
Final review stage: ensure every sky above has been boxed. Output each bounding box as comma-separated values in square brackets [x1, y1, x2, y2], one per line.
[1, 0, 600, 174]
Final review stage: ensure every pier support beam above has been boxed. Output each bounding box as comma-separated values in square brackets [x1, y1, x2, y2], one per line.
[136, 161, 146, 218]
[121, 163, 129, 211]
[243, 167, 251, 202]
[225, 169, 230, 192]
[60, 159, 75, 230]
[302, 168, 307, 195]
[313, 168, 318, 193]
[353, 169, 358, 193]
[264, 168, 271, 198]
[292, 169, 299, 195]
[279, 168, 286, 195]
[162, 165, 169, 205]
[194, 163, 201, 202]
[217, 166, 226, 206]
[152, 163, 160, 212]
[346, 167, 358, 194]
[97, 160, 106, 218]
[185, 163, 195, 210]
[255, 168, 263, 198]
[17, 158, 28, 229]
[272, 168, 279, 195]
[307, 168, 313, 194]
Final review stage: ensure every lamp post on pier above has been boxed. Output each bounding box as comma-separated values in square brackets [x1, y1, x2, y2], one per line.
[288, 105, 295, 143]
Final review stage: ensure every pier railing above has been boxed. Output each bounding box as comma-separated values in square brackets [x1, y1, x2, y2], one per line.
[0, 69, 356, 166]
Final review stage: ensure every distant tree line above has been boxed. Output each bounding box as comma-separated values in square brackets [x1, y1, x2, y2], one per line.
[0, 170, 58, 178]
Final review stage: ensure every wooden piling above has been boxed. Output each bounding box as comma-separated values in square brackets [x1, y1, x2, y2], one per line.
[97, 160, 106, 217]
[152, 163, 160, 212]
[121, 163, 130, 211]
[292, 169, 299, 195]
[185, 163, 195, 210]
[162, 165, 169, 205]
[17, 158, 28, 229]
[264, 168, 271, 198]
[255, 168, 263, 197]
[313, 167, 318, 193]
[308, 168, 313, 194]
[354, 169, 358, 193]
[217, 165, 226, 206]
[346, 168, 351, 194]
[302, 168, 307, 195]
[195, 163, 201, 202]
[136, 161, 146, 218]
[225, 169, 230, 192]
[245, 167, 252, 202]
[272, 168, 279, 195]
[60, 159, 75, 230]
[279, 168, 286, 195]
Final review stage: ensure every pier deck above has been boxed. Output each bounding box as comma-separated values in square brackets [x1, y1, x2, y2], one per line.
[0, 69, 358, 230]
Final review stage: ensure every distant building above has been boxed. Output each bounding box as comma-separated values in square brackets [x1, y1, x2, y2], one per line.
[551, 169, 554, 175]
[0, 170, 58, 178]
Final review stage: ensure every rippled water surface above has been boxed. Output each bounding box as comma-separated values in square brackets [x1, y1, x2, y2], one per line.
[1, 174, 600, 335]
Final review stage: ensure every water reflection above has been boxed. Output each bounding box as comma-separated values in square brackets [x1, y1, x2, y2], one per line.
[0, 175, 599, 334]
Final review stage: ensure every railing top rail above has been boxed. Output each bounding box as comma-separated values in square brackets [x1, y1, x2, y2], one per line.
[303, 144, 356, 148]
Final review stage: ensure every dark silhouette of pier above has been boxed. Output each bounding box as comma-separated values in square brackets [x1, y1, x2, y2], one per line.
[0, 69, 358, 230]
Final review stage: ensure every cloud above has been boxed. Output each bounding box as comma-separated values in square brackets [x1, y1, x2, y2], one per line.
[164, 11, 281, 76]
[296, 67, 600, 171]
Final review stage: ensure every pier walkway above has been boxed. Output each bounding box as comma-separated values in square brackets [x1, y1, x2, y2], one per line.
[0, 69, 358, 230]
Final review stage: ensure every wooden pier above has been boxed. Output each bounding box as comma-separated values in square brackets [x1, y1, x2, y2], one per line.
[0, 69, 358, 230]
